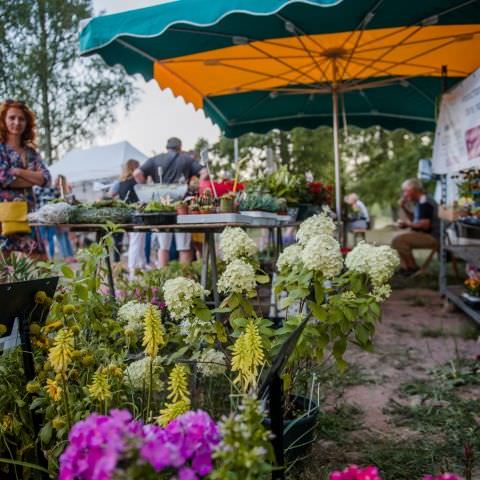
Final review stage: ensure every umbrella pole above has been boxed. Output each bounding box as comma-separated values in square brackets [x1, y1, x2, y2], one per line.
[233, 138, 240, 192]
[332, 86, 342, 226]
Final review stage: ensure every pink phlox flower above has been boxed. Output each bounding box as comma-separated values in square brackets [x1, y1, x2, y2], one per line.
[59, 410, 144, 480]
[329, 465, 383, 480]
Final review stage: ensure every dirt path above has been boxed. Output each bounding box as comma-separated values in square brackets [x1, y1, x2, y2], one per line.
[339, 288, 479, 436]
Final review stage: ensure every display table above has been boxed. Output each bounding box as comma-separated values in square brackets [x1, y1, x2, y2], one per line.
[31, 221, 294, 309]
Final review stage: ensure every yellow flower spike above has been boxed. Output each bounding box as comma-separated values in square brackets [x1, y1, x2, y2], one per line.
[157, 398, 191, 426]
[1, 414, 13, 433]
[52, 416, 66, 430]
[48, 328, 74, 374]
[43, 320, 64, 334]
[34, 291, 47, 304]
[156, 365, 191, 426]
[80, 354, 95, 367]
[88, 369, 111, 402]
[29, 323, 41, 336]
[63, 304, 76, 315]
[142, 304, 165, 358]
[45, 379, 62, 402]
[166, 365, 190, 403]
[231, 319, 265, 392]
[26, 381, 41, 394]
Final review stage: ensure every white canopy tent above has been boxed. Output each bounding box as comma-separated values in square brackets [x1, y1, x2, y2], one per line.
[49, 141, 148, 184]
[49, 142, 148, 201]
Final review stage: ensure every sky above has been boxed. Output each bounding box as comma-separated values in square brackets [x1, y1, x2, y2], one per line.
[91, 0, 220, 156]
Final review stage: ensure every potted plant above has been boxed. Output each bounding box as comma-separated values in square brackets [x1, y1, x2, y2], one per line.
[189, 201, 200, 214]
[204, 218, 399, 464]
[175, 200, 189, 215]
[462, 277, 480, 308]
[219, 192, 236, 213]
[199, 189, 215, 214]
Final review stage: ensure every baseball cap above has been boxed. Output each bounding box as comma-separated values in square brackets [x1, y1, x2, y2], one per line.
[166, 137, 182, 149]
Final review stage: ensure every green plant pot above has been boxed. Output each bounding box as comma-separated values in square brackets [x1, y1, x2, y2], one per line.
[264, 395, 319, 463]
[220, 197, 234, 212]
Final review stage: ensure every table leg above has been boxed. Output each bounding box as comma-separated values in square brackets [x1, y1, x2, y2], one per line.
[104, 244, 116, 301]
[200, 238, 209, 290]
[207, 232, 220, 308]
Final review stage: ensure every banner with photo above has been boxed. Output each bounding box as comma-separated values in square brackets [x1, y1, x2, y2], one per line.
[432, 68, 480, 174]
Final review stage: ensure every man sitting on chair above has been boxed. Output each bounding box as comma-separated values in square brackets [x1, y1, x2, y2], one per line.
[392, 178, 438, 276]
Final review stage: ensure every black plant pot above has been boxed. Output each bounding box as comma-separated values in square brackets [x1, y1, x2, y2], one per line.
[264, 395, 319, 463]
[297, 204, 321, 221]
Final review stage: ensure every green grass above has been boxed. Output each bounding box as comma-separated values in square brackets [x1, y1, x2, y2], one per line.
[292, 358, 480, 480]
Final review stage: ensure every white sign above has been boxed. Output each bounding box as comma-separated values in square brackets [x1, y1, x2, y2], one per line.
[432, 68, 480, 174]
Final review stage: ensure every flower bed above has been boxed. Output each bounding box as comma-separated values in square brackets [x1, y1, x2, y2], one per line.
[0, 214, 460, 479]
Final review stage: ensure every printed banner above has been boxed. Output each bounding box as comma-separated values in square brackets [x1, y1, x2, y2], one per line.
[432, 68, 480, 174]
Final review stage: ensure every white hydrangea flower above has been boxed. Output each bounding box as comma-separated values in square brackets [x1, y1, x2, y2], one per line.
[163, 277, 209, 320]
[276, 244, 303, 273]
[219, 227, 257, 263]
[217, 259, 256, 294]
[118, 301, 149, 335]
[197, 349, 227, 377]
[340, 290, 357, 302]
[124, 356, 163, 391]
[300, 235, 343, 278]
[370, 284, 392, 302]
[296, 210, 336, 245]
[179, 317, 214, 342]
[346, 242, 400, 287]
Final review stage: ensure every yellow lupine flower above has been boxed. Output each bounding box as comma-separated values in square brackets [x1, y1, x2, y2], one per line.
[1, 414, 13, 432]
[45, 379, 62, 402]
[157, 399, 191, 426]
[48, 328, 74, 373]
[88, 369, 111, 402]
[43, 320, 64, 334]
[142, 304, 165, 358]
[157, 365, 191, 426]
[167, 365, 190, 403]
[231, 319, 265, 392]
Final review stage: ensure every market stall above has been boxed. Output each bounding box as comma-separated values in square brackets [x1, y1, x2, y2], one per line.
[29, 197, 295, 307]
[79, 0, 480, 222]
[432, 67, 480, 324]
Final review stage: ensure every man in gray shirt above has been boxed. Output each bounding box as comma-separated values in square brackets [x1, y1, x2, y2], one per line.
[134, 137, 206, 267]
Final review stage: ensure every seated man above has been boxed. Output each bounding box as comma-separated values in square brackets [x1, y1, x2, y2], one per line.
[392, 178, 438, 276]
[345, 193, 369, 230]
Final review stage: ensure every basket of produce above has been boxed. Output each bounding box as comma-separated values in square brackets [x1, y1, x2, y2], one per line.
[69, 200, 134, 224]
[132, 201, 177, 225]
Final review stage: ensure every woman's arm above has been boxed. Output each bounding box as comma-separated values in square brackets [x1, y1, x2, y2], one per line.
[10, 167, 47, 186]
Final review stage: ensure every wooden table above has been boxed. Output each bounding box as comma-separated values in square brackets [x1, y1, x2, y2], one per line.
[32, 222, 293, 308]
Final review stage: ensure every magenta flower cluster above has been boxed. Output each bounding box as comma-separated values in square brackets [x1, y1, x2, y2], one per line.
[329, 465, 462, 480]
[329, 465, 382, 480]
[59, 409, 220, 480]
[141, 411, 220, 479]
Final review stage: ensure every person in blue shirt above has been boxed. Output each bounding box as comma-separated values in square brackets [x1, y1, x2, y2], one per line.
[392, 178, 438, 276]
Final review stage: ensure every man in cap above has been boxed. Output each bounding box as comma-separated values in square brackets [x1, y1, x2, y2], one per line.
[134, 137, 206, 266]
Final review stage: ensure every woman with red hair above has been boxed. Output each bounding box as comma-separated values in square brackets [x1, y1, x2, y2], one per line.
[0, 99, 51, 256]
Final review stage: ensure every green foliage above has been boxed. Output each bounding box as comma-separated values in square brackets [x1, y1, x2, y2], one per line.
[0, 251, 50, 283]
[0, 0, 137, 163]
[239, 192, 281, 212]
[211, 396, 273, 480]
[345, 127, 434, 209]
[199, 124, 432, 212]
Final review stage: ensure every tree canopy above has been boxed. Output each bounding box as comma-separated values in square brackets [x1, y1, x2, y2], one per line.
[196, 126, 433, 210]
[0, 0, 137, 164]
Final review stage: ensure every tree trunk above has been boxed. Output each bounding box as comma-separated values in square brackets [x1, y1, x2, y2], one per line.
[37, 0, 53, 165]
[278, 131, 290, 168]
